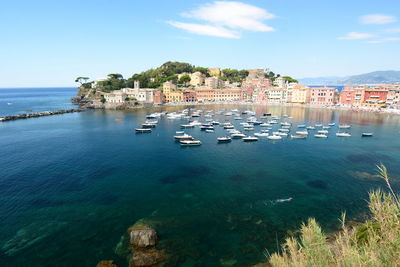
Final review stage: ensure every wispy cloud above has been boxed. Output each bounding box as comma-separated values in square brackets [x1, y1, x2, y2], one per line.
[367, 37, 400, 44]
[167, 21, 240, 39]
[168, 1, 276, 39]
[359, 14, 397, 25]
[384, 27, 400, 33]
[338, 32, 375, 40]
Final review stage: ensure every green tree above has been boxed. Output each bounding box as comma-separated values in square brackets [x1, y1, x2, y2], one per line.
[107, 73, 123, 80]
[178, 74, 191, 86]
[282, 76, 298, 83]
[75, 76, 90, 85]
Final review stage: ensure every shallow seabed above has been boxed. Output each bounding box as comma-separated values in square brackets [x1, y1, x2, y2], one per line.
[1, 103, 400, 267]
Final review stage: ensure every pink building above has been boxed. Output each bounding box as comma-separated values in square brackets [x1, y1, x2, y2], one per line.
[340, 87, 356, 105]
[310, 87, 339, 105]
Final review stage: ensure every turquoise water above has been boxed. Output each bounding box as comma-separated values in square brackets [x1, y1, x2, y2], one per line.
[1, 88, 400, 266]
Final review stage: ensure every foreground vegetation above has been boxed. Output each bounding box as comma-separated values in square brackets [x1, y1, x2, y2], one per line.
[269, 164, 400, 267]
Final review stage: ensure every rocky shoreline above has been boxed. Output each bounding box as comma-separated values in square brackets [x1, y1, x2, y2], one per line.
[0, 109, 84, 122]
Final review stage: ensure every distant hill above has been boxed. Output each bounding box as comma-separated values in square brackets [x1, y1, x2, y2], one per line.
[299, 71, 400, 85]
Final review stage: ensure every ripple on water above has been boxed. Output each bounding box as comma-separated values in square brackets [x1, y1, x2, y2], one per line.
[160, 165, 211, 184]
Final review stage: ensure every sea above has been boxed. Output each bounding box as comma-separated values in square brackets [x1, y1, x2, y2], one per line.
[1, 87, 399, 266]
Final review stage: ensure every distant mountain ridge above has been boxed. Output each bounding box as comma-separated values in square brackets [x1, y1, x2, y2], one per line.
[299, 71, 400, 85]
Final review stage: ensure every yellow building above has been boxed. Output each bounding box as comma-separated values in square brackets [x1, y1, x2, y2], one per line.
[291, 86, 311, 104]
[189, 72, 205, 87]
[214, 88, 242, 102]
[163, 81, 183, 102]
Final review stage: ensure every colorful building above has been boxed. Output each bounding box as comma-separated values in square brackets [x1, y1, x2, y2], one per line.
[214, 88, 242, 102]
[310, 87, 339, 105]
[362, 88, 388, 107]
[183, 89, 197, 102]
[290, 85, 311, 104]
[195, 88, 215, 102]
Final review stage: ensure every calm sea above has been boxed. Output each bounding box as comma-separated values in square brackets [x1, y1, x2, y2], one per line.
[0, 88, 399, 266]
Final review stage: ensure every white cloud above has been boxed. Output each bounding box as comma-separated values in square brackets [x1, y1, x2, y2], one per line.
[168, 1, 276, 38]
[338, 32, 375, 40]
[167, 21, 240, 38]
[366, 37, 400, 44]
[384, 27, 400, 33]
[359, 14, 397, 25]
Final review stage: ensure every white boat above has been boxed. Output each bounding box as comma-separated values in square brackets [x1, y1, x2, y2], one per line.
[260, 123, 271, 127]
[336, 132, 351, 137]
[314, 134, 328, 138]
[339, 124, 351, 129]
[281, 122, 291, 126]
[318, 130, 329, 134]
[328, 123, 335, 126]
[180, 140, 202, 146]
[261, 129, 269, 133]
[277, 132, 288, 136]
[180, 124, 195, 128]
[243, 136, 259, 142]
[307, 126, 316, 130]
[244, 127, 254, 131]
[297, 124, 306, 128]
[267, 135, 282, 140]
[362, 132, 373, 137]
[211, 121, 220, 125]
[269, 120, 278, 124]
[135, 128, 152, 133]
[231, 133, 246, 139]
[296, 131, 308, 135]
[234, 117, 242, 120]
[322, 126, 331, 129]
[315, 124, 323, 127]
[291, 134, 307, 139]
[224, 125, 235, 129]
[254, 132, 269, 137]
[281, 125, 291, 129]
[217, 137, 232, 143]
[174, 134, 194, 140]
[279, 128, 290, 132]
[176, 131, 184, 134]
[205, 129, 214, 133]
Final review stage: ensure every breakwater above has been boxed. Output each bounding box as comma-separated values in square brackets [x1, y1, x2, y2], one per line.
[0, 109, 84, 122]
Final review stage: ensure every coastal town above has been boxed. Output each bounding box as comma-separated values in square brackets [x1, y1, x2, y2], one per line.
[80, 67, 400, 110]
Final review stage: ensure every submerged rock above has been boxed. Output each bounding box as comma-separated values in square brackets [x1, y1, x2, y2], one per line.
[129, 224, 157, 248]
[96, 260, 118, 267]
[130, 248, 164, 267]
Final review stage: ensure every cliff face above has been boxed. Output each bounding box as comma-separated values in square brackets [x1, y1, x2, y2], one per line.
[71, 86, 144, 110]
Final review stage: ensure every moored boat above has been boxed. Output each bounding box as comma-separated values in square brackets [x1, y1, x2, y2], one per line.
[267, 135, 282, 140]
[339, 124, 351, 129]
[135, 128, 152, 133]
[291, 134, 307, 139]
[336, 132, 351, 137]
[314, 134, 328, 138]
[217, 137, 232, 143]
[231, 133, 246, 139]
[180, 140, 202, 146]
[362, 132, 373, 137]
[174, 134, 194, 140]
[243, 136, 259, 142]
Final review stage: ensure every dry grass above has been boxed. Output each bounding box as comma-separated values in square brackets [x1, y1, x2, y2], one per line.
[269, 165, 400, 267]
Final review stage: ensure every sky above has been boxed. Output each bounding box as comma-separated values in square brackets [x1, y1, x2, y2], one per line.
[0, 0, 399, 87]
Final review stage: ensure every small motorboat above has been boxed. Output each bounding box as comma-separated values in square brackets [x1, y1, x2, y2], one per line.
[231, 133, 246, 139]
[176, 131, 184, 134]
[244, 127, 254, 131]
[180, 140, 202, 146]
[211, 121, 220, 125]
[135, 128, 152, 133]
[322, 126, 331, 129]
[217, 137, 232, 143]
[224, 125, 235, 129]
[277, 132, 288, 137]
[291, 134, 307, 139]
[267, 135, 282, 140]
[315, 124, 322, 127]
[318, 130, 329, 134]
[254, 132, 269, 137]
[243, 136, 259, 142]
[328, 123, 335, 126]
[261, 129, 269, 133]
[314, 134, 328, 138]
[279, 128, 290, 132]
[205, 129, 214, 133]
[336, 132, 351, 137]
[142, 123, 156, 128]
[307, 126, 316, 130]
[296, 131, 308, 135]
[297, 124, 306, 128]
[174, 134, 194, 140]
[339, 124, 351, 129]
[260, 123, 271, 127]
[281, 122, 291, 126]
[362, 132, 373, 137]
[180, 124, 195, 128]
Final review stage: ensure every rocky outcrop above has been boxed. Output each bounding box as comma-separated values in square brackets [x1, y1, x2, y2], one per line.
[130, 225, 157, 248]
[96, 260, 118, 267]
[128, 222, 164, 267]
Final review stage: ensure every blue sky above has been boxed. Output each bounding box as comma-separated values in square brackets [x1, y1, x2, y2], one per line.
[0, 0, 399, 87]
